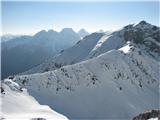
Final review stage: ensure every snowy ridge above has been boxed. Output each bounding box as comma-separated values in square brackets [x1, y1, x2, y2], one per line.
[9, 42, 159, 119]
[87, 30, 125, 58]
[133, 109, 160, 120]
[22, 21, 159, 75]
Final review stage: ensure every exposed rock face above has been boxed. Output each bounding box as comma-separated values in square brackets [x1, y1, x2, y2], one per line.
[132, 110, 160, 120]
[31, 118, 46, 120]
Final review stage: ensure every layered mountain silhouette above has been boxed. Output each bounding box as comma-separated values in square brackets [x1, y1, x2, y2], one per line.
[2, 28, 89, 79]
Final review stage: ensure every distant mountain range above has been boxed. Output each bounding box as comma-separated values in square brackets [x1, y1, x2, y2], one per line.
[78, 28, 89, 38]
[1, 34, 21, 42]
[1, 21, 159, 120]
[1, 28, 89, 79]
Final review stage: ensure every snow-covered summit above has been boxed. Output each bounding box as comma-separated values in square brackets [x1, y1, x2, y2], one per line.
[78, 29, 89, 38]
[60, 28, 76, 35]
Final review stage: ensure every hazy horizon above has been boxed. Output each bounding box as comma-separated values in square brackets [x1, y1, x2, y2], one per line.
[1, 1, 159, 35]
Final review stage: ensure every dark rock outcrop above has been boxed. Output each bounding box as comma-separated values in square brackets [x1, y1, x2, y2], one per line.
[133, 109, 160, 120]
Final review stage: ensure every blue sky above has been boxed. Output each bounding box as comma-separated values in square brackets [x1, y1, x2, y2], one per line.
[2, 1, 159, 35]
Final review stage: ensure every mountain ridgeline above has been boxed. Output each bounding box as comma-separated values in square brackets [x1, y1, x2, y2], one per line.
[1, 21, 159, 119]
[23, 21, 159, 75]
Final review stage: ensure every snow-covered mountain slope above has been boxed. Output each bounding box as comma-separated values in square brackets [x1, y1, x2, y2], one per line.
[87, 30, 125, 59]
[23, 21, 159, 75]
[22, 32, 104, 74]
[9, 42, 159, 119]
[1, 80, 68, 120]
